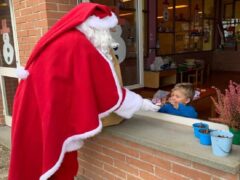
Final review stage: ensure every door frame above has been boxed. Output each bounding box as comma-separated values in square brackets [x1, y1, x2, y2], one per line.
[0, 0, 20, 127]
[77, 0, 145, 90]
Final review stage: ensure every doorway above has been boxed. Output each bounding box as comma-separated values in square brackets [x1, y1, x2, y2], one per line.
[0, 0, 19, 126]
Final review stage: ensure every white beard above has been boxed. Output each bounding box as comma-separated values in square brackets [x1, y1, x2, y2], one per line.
[76, 22, 117, 60]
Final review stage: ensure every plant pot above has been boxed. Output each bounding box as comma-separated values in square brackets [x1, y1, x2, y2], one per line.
[229, 128, 240, 145]
[192, 123, 209, 138]
[199, 129, 211, 145]
[210, 130, 234, 157]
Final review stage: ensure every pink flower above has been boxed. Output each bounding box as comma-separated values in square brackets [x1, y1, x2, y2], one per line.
[211, 81, 240, 130]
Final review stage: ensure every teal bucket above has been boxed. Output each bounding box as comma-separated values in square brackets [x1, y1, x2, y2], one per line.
[210, 130, 234, 157]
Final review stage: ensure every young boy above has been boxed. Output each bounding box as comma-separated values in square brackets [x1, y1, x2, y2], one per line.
[158, 83, 198, 118]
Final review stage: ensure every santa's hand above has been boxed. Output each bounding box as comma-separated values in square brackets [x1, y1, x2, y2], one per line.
[141, 99, 160, 112]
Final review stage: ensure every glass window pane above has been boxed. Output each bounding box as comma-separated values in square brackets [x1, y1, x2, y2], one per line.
[157, 33, 174, 54]
[143, 0, 148, 58]
[2, 76, 18, 116]
[204, 0, 214, 18]
[90, 0, 140, 86]
[157, 0, 174, 31]
[157, 0, 174, 55]
[235, 1, 240, 18]
[175, 0, 190, 21]
[203, 20, 213, 50]
[224, 3, 233, 19]
[0, 1, 17, 68]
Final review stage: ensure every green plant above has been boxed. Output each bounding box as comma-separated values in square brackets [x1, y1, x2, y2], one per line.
[211, 81, 240, 130]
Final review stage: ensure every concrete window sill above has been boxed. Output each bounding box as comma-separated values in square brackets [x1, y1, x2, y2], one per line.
[104, 112, 240, 175]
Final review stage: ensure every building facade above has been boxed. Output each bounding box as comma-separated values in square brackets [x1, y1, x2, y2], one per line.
[0, 0, 81, 125]
[0, 0, 148, 126]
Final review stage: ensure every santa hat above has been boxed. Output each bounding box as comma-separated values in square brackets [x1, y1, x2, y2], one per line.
[17, 3, 118, 79]
[85, 4, 117, 30]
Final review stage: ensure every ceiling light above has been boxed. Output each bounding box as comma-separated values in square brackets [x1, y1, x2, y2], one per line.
[0, 2, 8, 7]
[168, 5, 188, 9]
[120, 0, 132, 2]
[119, 12, 133, 17]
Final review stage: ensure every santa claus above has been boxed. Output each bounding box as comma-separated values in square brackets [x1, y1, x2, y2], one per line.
[9, 2, 159, 180]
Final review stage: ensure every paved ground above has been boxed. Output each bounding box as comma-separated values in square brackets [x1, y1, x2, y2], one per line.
[0, 145, 9, 180]
[0, 126, 86, 179]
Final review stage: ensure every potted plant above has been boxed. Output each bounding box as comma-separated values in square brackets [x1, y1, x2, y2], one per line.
[210, 130, 233, 156]
[198, 129, 211, 145]
[211, 80, 240, 145]
[192, 122, 209, 138]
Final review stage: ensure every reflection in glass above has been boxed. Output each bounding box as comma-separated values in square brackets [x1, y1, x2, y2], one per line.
[89, 0, 140, 86]
[203, 20, 213, 50]
[2, 76, 18, 116]
[0, 1, 16, 68]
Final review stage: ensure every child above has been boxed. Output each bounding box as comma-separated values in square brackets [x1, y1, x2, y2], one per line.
[158, 83, 198, 118]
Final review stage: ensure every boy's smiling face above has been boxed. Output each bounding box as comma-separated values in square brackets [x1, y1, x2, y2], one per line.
[170, 89, 190, 105]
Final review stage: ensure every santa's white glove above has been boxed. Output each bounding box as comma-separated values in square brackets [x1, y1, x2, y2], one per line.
[140, 99, 160, 112]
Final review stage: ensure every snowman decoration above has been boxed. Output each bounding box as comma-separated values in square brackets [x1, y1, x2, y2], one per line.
[110, 25, 126, 63]
[1, 19, 14, 65]
[163, 0, 169, 22]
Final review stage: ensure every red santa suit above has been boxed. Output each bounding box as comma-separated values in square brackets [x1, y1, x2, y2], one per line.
[9, 3, 149, 180]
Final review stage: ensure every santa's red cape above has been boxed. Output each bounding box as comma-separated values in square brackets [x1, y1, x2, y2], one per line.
[9, 3, 142, 180]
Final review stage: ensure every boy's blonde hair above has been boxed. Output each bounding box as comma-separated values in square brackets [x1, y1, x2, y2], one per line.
[172, 83, 194, 101]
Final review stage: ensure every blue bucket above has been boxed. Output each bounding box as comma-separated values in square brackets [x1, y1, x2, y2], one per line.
[199, 129, 211, 145]
[192, 123, 209, 138]
[210, 130, 234, 157]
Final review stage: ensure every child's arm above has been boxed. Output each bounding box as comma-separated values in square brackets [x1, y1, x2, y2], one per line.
[176, 104, 198, 118]
[158, 103, 173, 113]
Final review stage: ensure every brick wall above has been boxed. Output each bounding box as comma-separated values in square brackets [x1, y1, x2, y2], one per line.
[78, 134, 239, 180]
[0, 0, 77, 125]
[13, 0, 76, 65]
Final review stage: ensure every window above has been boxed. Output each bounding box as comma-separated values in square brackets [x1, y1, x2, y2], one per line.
[156, 0, 215, 55]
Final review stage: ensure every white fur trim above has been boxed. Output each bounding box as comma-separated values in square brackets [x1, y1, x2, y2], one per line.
[40, 120, 103, 180]
[86, 12, 118, 30]
[16, 66, 29, 79]
[115, 89, 143, 119]
[40, 40, 124, 180]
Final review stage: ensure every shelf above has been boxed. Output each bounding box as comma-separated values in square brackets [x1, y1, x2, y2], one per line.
[175, 19, 191, 22]
[156, 0, 215, 55]
[119, 7, 136, 11]
[157, 31, 175, 33]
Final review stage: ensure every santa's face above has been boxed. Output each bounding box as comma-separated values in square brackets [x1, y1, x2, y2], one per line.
[77, 22, 116, 59]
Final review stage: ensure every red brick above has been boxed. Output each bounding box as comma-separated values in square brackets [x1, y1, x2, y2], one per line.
[80, 147, 113, 165]
[172, 163, 211, 180]
[155, 167, 189, 180]
[103, 163, 126, 178]
[84, 141, 103, 153]
[78, 152, 103, 168]
[114, 159, 139, 176]
[140, 152, 171, 170]
[96, 138, 139, 158]
[81, 168, 103, 180]
[102, 147, 125, 161]
[59, 4, 75, 11]
[126, 156, 154, 173]
[155, 150, 192, 166]
[45, 2, 58, 10]
[192, 162, 239, 180]
[127, 174, 142, 180]
[79, 159, 115, 180]
[140, 170, 163, 180]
